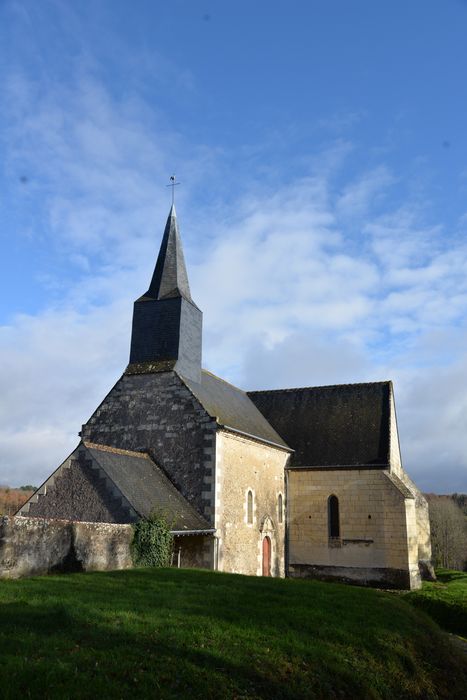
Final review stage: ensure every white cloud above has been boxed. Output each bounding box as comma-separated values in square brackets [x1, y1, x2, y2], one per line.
[0, 302, 130, 486]
[392, 353, 467, 493]
[336, 166, 395, 219]
[1, 62, 467, 493]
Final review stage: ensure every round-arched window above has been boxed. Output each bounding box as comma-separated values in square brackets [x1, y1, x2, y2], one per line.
[247, 490, 254, 524]
[328, 495, 340, 538]
[278, 494, 283, 523]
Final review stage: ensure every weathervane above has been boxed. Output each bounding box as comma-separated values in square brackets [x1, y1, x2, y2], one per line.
[166, 174, 180, 206]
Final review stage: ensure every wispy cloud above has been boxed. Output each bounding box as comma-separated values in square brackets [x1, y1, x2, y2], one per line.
[1, 52, 467, 492]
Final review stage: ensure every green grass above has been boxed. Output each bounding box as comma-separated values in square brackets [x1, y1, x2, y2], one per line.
[0, 568, 466, 699]
[405, 569, 467, 638]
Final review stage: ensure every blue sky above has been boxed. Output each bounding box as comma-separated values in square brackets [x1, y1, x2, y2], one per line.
[1, 0, 467, 492]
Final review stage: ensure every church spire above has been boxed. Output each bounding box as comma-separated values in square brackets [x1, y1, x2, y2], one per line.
[128, 206, 202, 382]
[144, 205, 192, 301]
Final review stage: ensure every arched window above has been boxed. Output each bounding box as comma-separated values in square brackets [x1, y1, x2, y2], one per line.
[247, 490, 254, 524]
[328, 495, 340, 539]
[278, 494, 283, 524]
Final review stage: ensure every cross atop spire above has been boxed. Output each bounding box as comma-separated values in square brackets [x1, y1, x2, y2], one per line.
[144, 205, 192, 301]
[166, 174, 180, 206]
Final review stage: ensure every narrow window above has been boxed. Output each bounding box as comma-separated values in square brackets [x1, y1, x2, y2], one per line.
[278, 494, 283, 523]
[247, 490, 253, 524]
[328, 495, 340, 538]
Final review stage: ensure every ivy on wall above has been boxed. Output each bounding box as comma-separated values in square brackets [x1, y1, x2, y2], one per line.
[132, 513, 174, 567]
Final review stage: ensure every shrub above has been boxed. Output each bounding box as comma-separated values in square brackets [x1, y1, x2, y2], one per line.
[132, 512, 174, 568]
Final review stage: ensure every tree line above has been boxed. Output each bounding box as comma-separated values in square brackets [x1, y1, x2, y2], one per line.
[0, 487, 36, 516]
[425, 493, 467, 571]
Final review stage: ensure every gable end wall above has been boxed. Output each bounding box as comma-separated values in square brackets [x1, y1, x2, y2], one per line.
[287, 467, 422, 589]
[19, 448, 136, 524]
[82, 371, 217, 524]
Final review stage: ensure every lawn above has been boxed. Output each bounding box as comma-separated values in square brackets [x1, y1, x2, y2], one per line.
[405, 568, 467, 638]
[0, 568, 466, 699]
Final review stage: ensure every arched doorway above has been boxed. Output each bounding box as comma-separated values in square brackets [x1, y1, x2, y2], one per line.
[262, 536, 271, 577]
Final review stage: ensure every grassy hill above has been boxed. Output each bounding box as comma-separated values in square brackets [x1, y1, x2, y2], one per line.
[406, 568, 467, 638]
[0, 568, 466, 699]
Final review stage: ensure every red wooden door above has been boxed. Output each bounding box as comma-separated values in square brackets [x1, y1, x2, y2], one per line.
[262, 536, 271, 577]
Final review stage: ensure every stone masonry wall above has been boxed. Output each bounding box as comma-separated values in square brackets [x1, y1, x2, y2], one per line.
[287, 468, 421, 589]
[82, 371, 217, 525]
[215, 430, 288, 577]
[25, 452, 133, 523]
[0, 516, 133, 579]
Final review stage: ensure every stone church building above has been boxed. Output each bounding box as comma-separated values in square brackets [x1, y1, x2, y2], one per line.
[18, 206, 432, 589]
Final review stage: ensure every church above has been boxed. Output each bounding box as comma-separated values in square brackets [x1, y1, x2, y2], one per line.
[18, 205, 432, 589]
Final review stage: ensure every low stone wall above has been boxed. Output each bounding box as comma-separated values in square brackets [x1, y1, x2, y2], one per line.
[0, 516, 133, 579]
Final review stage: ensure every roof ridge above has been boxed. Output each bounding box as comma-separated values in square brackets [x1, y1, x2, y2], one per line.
[248, 380, 392, 394]
[200, 368, 247, 394]
[83, 442, 151, 460]
[179, 369, 289, 449]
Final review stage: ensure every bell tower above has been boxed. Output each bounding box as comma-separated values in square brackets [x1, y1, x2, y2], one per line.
[128, 205, 202, 383]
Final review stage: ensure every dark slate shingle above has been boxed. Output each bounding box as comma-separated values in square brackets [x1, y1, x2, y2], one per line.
[182, 370, 290, 449]
[85, 443, 212, 531]
[248, 382, 391, 468]
[143, 205, 193, 303]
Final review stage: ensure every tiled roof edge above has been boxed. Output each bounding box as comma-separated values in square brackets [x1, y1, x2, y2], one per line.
[386, 381, 394, 468]
[218, 423, 293, 452]
[83, 442, 151, 460]
[200, 368, 250, 395]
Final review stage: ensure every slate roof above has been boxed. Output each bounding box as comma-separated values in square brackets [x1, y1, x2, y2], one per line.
[84, 442, 213, 532]
[182, 370, 290, 450]
[140, 205, 193, 302]
[248, 382, 391, 468]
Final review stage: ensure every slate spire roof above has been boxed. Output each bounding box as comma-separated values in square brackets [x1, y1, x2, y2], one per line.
[129, 205, 202, 380]
[143, 204, 192, 301]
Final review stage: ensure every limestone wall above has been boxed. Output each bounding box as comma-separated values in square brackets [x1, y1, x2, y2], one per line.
[388, 385, 433, 576]
[396, 468, 433, 577]
[0, 516, 133, 579]
[214, 430, 288, 577]
[287, 468, 421, 589]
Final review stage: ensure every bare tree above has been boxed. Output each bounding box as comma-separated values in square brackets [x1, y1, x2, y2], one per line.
[428, 497, 467, 570]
